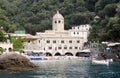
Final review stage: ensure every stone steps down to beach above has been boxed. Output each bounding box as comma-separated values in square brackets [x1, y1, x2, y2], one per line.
[0, 53, 37, 71]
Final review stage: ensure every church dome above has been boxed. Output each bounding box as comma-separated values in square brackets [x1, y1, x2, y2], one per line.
[53, 11, 64, 19]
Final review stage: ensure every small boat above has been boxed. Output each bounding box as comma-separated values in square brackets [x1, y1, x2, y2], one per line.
[26, 56, 48, 61]
[22, 51, 50, 61]
[92, 59, 110, 65]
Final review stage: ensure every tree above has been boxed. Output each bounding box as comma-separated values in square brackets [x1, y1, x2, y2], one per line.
[88, 27, 100, 42]
[95, 0, 116, 12]
[106, 17, 120, 41]
[0, 47, 5, 53]
[84, 0, 99, 11]
[103, 4, 117, 17]
[10, 37, 23, 51]
[116, 3, 120, 17]
[0, 30, 7, 42]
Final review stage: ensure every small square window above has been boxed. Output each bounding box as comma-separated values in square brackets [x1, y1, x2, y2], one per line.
[69, 40, 72, 43]
[61, 40, 64, 43]
[79, 47, 81, 50]
[58, 47, 62, 49]
[69, 47, 72, 49]
[46, 40, 50, 43]
[74, 32, 75, 34]
[64, 47, 67, 49]
[53, 40, 56, 43]
[75, 47, 78, 49]
[77, 40, 80, 43]
[49, 47, 52, 49]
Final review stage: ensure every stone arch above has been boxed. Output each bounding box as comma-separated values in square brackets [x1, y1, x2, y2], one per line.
[76, 52, 81, 57]
[65, 52, 73, 56]
[76, 52, 90, 57]
[45, 52, 52, 56]
[54, 52, 61, 56]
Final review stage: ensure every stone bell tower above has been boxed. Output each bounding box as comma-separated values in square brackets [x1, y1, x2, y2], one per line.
[52, 11, 64, 31]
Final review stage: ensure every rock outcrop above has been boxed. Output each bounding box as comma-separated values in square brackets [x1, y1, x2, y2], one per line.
[90, 48, 120, 61]
[0, 53, 37, 71]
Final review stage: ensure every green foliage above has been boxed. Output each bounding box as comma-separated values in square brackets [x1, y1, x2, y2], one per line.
[116, 3, 120, 17]
[0, 47, 5, 52]
[0, 0, 18, 33]
[89, 0, 120, 42]
[106, 17, 120, 41]
[103, 4, 117, 17]
[84, 0, 99, 11]
[0, 0, 119, 41]
[88, 27, 100, 42]
[95, 0, 116, 12]
[0, 30, 7, 42]
[10, 37, 23, 51]
[0, 0, 95, 34]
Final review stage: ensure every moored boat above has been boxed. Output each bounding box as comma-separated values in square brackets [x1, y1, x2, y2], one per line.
[22, 50, 50, 61]
[92, 59, 111, 65]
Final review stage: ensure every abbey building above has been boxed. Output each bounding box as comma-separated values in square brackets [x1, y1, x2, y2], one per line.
[11, 11, 91, 56]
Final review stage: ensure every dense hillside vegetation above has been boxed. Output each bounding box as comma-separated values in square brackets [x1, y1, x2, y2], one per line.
[0, 0, 120, 42]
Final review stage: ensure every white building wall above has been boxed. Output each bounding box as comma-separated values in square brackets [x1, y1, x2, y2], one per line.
[21, 12, 90, 56]
[70, 24, 91, 42]
[0, 42, 13, 52]
[36, 37, 83, 56]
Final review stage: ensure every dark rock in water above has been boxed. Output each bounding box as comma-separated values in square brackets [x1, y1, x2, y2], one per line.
[0, 53, 37, 71]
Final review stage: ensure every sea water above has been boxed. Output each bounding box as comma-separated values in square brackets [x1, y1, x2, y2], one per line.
[0, 60, 120, 78]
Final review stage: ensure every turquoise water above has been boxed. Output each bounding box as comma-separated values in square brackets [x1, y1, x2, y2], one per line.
[0, 60, 120, 78]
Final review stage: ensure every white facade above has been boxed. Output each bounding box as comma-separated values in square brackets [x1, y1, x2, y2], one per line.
[70, 24, 91, 42]
[0, 41, 13, 52]
[21, 11, 91, 56]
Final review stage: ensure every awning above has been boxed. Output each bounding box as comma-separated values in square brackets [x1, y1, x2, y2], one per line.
[107, 43, 120, 46]
[80, 49, 91, 52]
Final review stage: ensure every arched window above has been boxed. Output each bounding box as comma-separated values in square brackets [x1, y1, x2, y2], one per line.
[58, 20, 61, 23]
[55, 21, 57, 23]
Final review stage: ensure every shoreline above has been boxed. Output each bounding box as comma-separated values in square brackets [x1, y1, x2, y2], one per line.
[0, 53, 37, 71]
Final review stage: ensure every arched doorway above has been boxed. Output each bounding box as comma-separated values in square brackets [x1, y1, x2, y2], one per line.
[76, 52, 90, 57]
[45, 52, 52, 56]
[54, 52, 61, 56]
[65, 52, 73, 56]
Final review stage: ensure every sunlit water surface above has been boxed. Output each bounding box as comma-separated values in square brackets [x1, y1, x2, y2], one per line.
[0, 60, 120, 78]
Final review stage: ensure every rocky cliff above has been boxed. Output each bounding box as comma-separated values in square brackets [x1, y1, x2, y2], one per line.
[0, 53, 37, 71]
